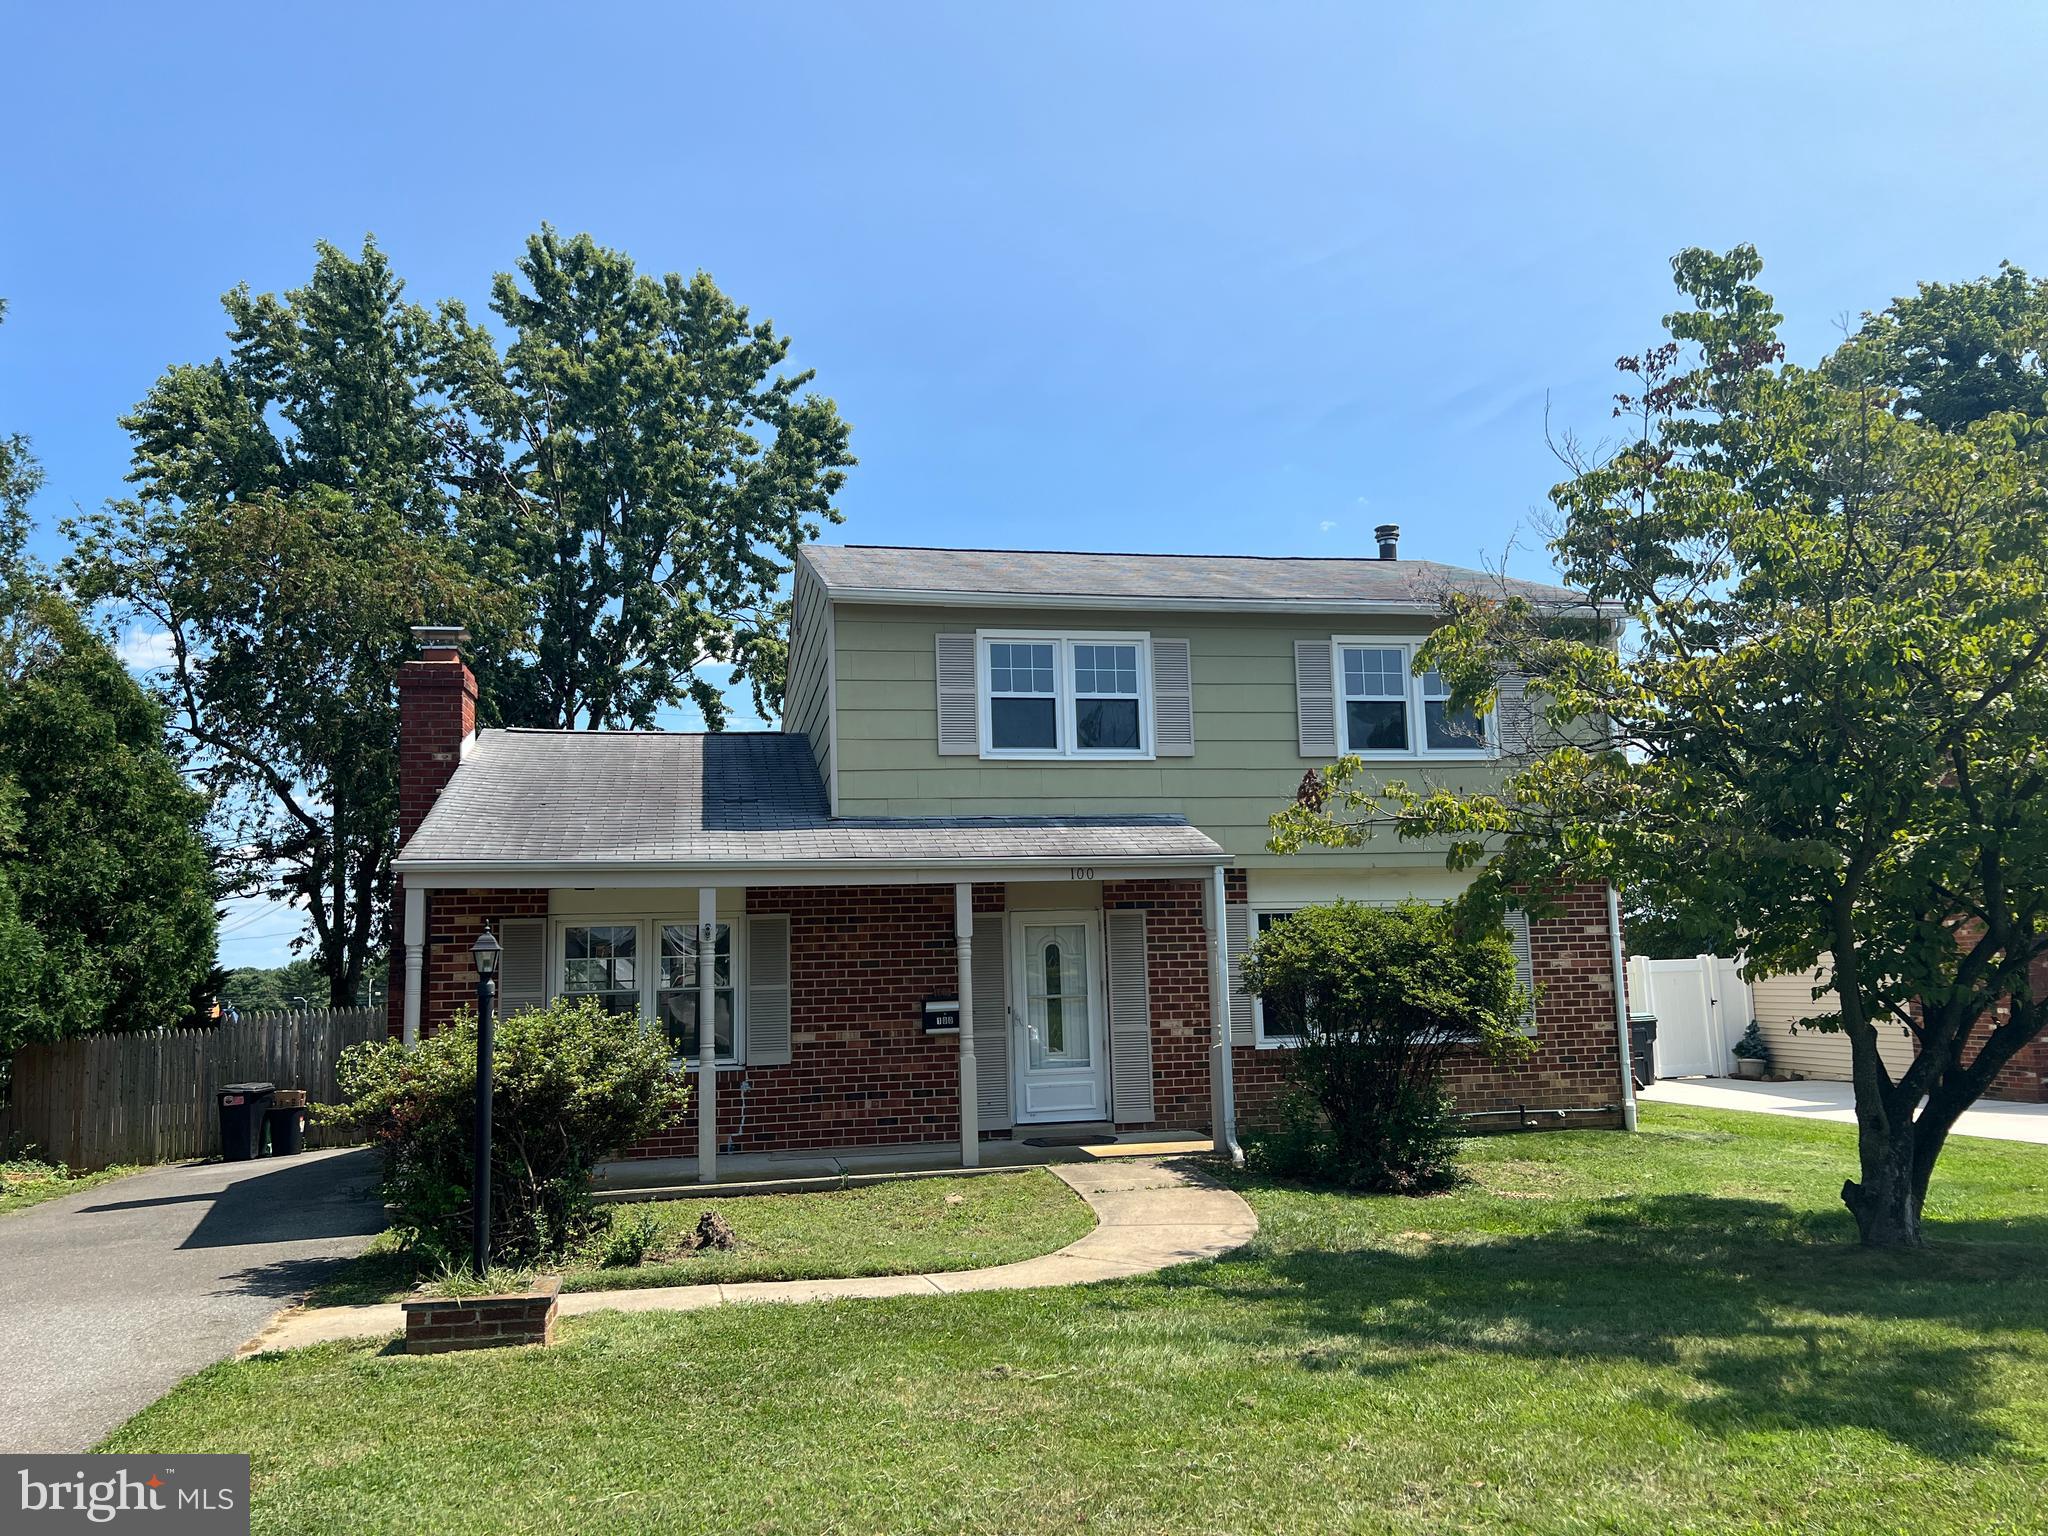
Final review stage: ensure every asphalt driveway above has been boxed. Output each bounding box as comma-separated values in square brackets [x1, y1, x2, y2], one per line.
[0, 1146, 385, 1452]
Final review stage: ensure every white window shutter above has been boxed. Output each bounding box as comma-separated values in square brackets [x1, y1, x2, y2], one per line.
[1505, 908, 1537, 1036]
[497, 918, 545, 1014]
[1151, 639, 1195, 757]
[1105, 909, 1155, 1122]
[936, 633, 980, 755]
[746, 914, 792, 1066]
[972, 912, 1013, 1129]
[1495, 674, 1532, 756]
[1295, 640, 1338, 757]
[1225, 903, 1255, 1047]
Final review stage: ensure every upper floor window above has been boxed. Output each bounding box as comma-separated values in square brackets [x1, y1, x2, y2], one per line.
[1336, 640, 1494, 758]
[980, 633, 1152, 759]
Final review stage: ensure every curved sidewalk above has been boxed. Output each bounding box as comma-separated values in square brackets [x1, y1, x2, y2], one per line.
[245, 1157, 1256, 1353]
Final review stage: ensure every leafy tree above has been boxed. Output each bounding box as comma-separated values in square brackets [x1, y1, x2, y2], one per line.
[1238, 901, 1530, 1193]
[439, 227, 855, 727]
[1272, 246, 2048, 1249]
[218, 956, 341, 1013]
[66, 241, 501, 1007]
[1831, 262, 2048, 433]
[0, 593, 216, 1053]
[0, 301, 42, 581]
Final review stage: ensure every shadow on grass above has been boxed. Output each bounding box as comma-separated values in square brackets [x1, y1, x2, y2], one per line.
[1195, 1185, 2047, 1466]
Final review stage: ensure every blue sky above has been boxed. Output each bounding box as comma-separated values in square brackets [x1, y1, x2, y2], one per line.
[5, 2, 2045, 967]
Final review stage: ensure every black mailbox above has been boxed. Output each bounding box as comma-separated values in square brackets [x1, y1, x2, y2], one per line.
[922, 995, 962, 1034]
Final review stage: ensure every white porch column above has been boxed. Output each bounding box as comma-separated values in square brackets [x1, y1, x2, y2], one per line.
[1204, 864, 1242, 1166]
[697, 886, 719, 1184]
[401, 884, 426, 1048]
[955, 883, 979, 1169]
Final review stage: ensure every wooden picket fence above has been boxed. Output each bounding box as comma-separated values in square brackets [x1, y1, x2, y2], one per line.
[0, 1008, 386, 1169]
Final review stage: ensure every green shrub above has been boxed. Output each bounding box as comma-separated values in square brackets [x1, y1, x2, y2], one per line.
[593, 1207, 661, 1269]
[327, 997, 689, 1266]
[1239, 900, 1532, 1194]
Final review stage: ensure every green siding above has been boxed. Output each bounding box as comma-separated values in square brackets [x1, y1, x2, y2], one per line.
[828, 602, 1511, 866]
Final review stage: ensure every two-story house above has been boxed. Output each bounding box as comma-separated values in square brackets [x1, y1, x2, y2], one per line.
[388, 540, 1634, 1178]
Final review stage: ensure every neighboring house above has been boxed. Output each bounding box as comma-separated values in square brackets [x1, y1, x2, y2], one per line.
[388, 537, 1637, 1175]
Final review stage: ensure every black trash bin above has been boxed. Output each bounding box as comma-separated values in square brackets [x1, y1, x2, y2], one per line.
[266, 1089, 309, 1156]
[1629, 1013, 1659, 1088]
[217, 1082, 275, 1161]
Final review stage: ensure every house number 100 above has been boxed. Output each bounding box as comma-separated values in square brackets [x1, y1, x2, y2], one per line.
[1068, 866, 1096, 881]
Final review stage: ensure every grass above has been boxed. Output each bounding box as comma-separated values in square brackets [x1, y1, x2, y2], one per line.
[310, 1168, 1096, 1306]
[0, 1154, 146, 1215]
[107, 1106, 2048, 1534]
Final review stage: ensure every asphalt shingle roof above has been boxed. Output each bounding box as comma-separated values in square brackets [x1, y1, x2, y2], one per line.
[396, 730, 1225, 868]
[803, 544, 1590, 608]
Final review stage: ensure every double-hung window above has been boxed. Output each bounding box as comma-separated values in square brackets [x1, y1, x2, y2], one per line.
[556, 917, 743, 1065]
[658, 922, 735, 1061]
[1251, 910, 1306, 1046]
[1335, 640, 1494, 758]
[560, 924, 640, 1017]
[981, 633, 1152, 758]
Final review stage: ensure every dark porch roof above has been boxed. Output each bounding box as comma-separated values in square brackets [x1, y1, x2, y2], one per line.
[394, 730, 1225, 870]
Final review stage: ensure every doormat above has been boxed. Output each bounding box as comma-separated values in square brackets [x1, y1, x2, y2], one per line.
[1022, 1134, 1117, 1148]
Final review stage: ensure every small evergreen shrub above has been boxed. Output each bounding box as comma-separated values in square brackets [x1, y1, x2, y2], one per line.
[1732, 1018, 1773, 1065]
[328, 997, 689, 1266]
[1239, 900, 1533, 1194]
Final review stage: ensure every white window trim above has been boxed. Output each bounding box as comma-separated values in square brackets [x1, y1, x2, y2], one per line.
[547, 914, 747, 1068]
[976, 629, 1156, 761]
[1332, 636, 1498, 761]
[1249, 907, 1304, 1049]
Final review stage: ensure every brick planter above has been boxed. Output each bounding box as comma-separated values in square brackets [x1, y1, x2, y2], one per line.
[402, 1276, 560, 1354]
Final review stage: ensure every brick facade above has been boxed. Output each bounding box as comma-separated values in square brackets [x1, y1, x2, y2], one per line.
[623, 884, 970, 1158]
[1228, 882, 1630, 1131]
[394, 876, 1630, 1151]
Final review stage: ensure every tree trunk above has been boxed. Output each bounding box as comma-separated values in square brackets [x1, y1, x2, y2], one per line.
[1840, 1118, 1923, 1248]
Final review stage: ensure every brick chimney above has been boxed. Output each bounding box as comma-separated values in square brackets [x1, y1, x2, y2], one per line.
[397, 625, 476, 847]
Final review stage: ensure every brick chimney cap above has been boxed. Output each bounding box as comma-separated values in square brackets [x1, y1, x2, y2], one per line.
[411, 625, 470, 651]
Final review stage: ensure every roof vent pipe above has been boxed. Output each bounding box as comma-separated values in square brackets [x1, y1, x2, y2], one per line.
[1374, 524, 1401, 560]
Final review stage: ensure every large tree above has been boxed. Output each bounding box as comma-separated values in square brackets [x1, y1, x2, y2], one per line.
[438, 227, 855, 727]
[0, 593, 217, 1051]
[66, 241, 497, 1006]
[1271, 247, 2048, 1249]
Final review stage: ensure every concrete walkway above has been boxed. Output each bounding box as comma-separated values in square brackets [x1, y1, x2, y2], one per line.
[1643, 1077, 2048, 1145]
[248, 1156, 1255, 1352]
[0, 1148, 385, 1452]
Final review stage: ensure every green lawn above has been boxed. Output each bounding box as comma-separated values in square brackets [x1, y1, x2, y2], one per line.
[313, 1168, 1096, 1306]
[107, 1106, 2048, 1534]
[0, 1155, 146, 1215]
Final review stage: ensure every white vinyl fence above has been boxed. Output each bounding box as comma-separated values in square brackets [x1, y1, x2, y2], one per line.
[1627, 955, 1753, 1078]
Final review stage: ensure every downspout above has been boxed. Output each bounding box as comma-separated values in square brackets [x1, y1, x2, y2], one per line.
[1206, 863, 1243, 1166]
[1607, 883, 1639, 1131]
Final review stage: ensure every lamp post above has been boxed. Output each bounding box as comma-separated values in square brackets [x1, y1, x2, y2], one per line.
[470, 925, 501, 1278]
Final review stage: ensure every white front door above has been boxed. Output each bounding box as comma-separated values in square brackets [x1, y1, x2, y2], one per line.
[1009, 911, 1109, 1123]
